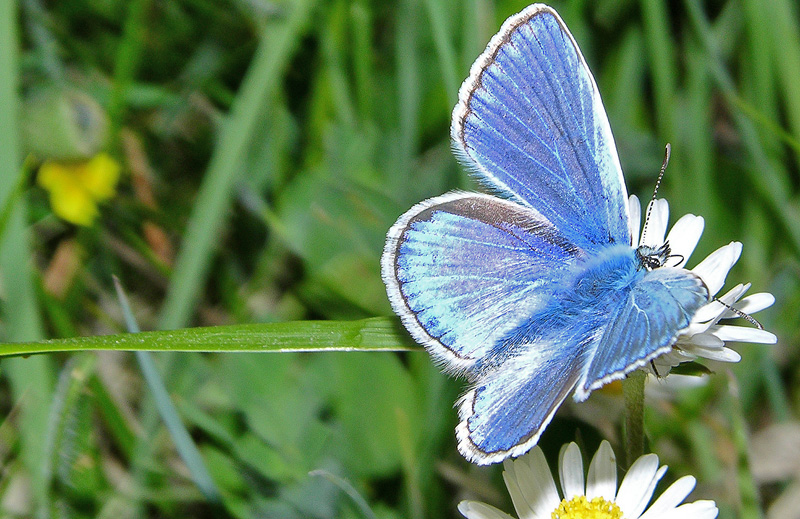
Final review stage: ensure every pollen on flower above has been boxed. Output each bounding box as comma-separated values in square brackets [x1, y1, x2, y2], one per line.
[551, 496, 623, 519]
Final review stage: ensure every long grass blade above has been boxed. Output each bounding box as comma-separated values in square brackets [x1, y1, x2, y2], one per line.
[0, 317, 417, 357]
[422, 0, 459, 108]
[0, 3, 53, 515]
[115, 278, 222, 502]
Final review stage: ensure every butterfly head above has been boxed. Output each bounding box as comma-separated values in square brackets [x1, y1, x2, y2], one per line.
[635, 242, 671, 271]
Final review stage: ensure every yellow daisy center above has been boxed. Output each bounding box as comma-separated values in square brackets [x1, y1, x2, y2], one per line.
[551, 496, 623, 519]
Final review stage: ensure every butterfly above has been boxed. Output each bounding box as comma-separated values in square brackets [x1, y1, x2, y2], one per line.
[381, 4, 710, 465]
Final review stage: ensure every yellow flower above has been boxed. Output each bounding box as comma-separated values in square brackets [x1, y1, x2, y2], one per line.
[38, 153, 121, 226]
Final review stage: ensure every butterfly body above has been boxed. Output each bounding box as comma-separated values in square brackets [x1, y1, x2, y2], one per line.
[382, 4, 709, 464]
[480, 245, 638, 367]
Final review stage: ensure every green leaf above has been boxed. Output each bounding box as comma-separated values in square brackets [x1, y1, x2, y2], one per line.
[0, 317, 418, 356]
[668, 361, 713, 377]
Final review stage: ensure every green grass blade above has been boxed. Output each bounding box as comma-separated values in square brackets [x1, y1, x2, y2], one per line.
[117, 278, 221, 501]
[0, 4, 54, 516]
[641, 0, 689, 199]
[727, 377, 763, 519]
[767, 0, 800, 164]
[88, 374, 137, 460]
[309, 470, 378, 519]
[0, 317, 418, 357]
[0, 0, 44, 343]
[107, 0, 151, 139]
[157, 0, 317, 330]
[41, 353, 98, 517]
[21, 0, 65, 81]
[350, 0, 375, 121]
[0, 161, 31, 245]
[679, 42, 724, 232]
[394, 0, 421, 189]
[136, 351, 222, 501]
[640, 0, 677, 140]
[741, 0, 779, 149]
[422, 0, 459, 108]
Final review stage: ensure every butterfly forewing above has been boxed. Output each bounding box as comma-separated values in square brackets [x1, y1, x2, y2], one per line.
[452, 5, 630, 251]
[381, 192, 581, 375]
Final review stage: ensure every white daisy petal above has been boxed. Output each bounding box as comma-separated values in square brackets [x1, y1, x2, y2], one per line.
[679, 323, 714, 338]
[682, 500, 720, 519]
[681, 332, 724, 349]
[639, 475, 697, 518]
[716, 283, 751, 305]
[653, 500, 720, 519]
[718, 347, 742, 362]
[691, 242, 742, 297]
[665, 214, 704, 267]
[725, 292, 775, 316]
[459, 501, 516, 519]
[691, 300, 730, 325]
[502, 460, 533, 519]
[708, 325, 778, 344]
[689, 283, 748, 324]
[629, 195, 641, 246]
[558, 442, 584, 500]
[640, 199, 669, 247]
[615, 455, 663, 518]
[653, 350, 695, 370]
[683, 344, 741, 363]
[633, 465, 669, 518]
[503, 447, 560, 519]
[586, 440, 617, 500]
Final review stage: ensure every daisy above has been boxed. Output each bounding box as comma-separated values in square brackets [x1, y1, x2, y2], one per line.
[628, 195, 777, 374]
[459, 441, 718, 519]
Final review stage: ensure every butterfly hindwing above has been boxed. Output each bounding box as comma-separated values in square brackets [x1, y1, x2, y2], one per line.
[457, 342, 584, 464]
[452, 5, 630, 250]
[578, 267, 709, 397]
[381, 192, 581, 375]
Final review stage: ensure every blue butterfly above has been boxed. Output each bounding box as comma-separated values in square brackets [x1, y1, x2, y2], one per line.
[381, 4, 709, 464]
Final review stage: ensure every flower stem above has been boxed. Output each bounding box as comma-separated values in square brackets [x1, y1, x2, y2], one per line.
[622, 370, 646, 467]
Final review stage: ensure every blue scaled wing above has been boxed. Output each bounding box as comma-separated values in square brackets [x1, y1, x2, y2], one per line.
[578, 267, 709, 397]
[381, 192, 581, 375]
[456, 324, 592, 464]
[451, 4, 630, 250]
[453, 259, 709, 464]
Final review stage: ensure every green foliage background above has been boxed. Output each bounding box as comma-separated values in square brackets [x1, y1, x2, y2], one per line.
[0, 0, 798, 517]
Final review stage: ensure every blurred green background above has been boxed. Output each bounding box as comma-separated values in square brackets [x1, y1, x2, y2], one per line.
[1, 0, 798, 517]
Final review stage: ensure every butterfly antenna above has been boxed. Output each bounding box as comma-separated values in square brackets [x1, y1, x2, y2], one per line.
[713, 297, 764, 330]
[641, 143, 671, 245]
[666, 253, 684, 267]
